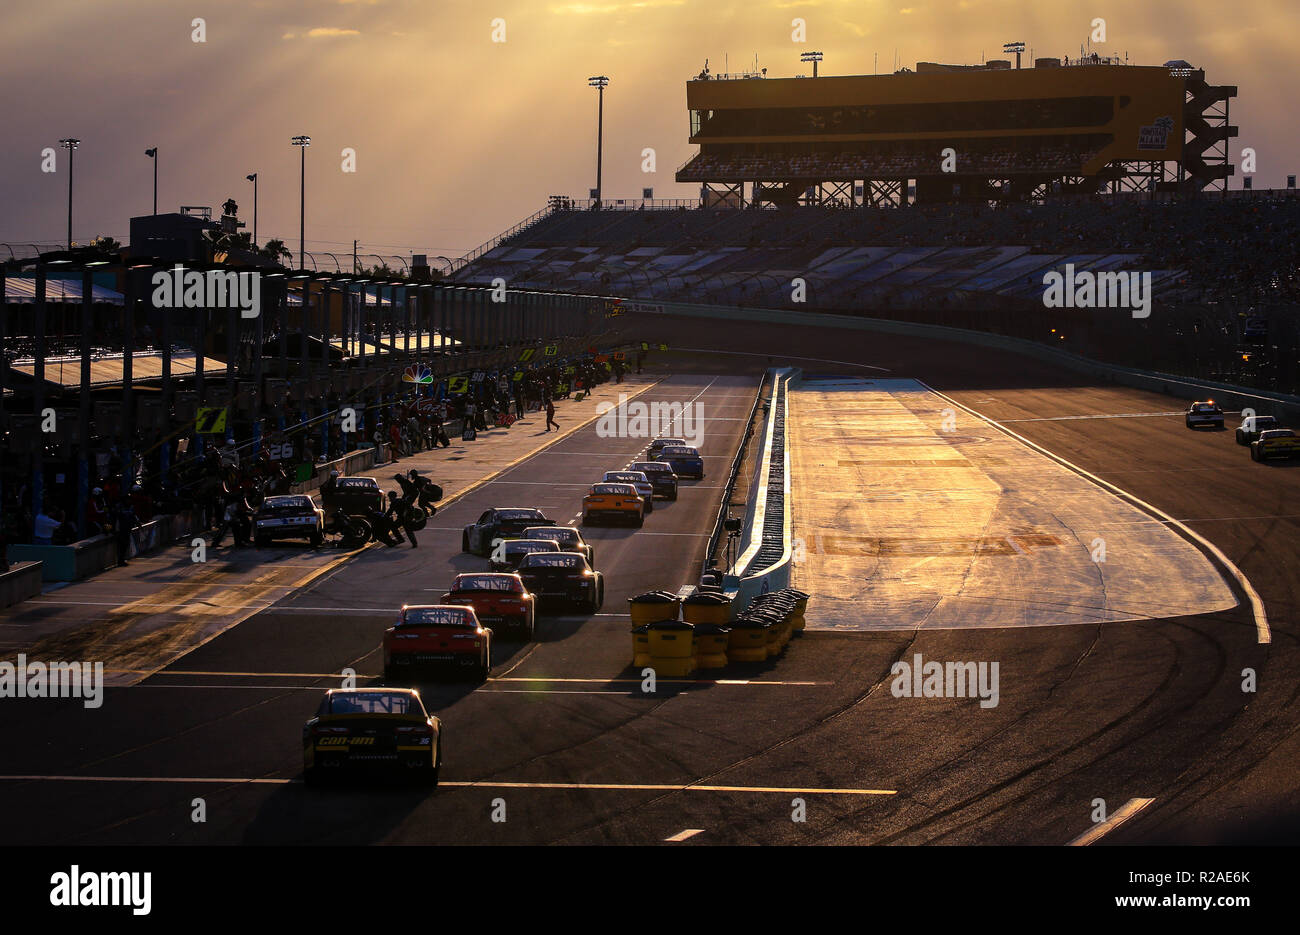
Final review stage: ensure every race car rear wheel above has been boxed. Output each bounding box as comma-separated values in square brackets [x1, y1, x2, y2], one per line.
[255, 535, 270, 548]
[304, 764, 320, 787]
[461, 531, 471, 553]
[669, 489, 678, 501]
[310, 530, 323, 548]
[1236, 429, 1246, 445]
[1251, 446, 1261, 462]
[634, 512, 644, 528]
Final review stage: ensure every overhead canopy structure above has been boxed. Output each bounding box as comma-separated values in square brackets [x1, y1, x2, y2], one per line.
[2, 275, 124, 305]
[7, 350, 226, 391]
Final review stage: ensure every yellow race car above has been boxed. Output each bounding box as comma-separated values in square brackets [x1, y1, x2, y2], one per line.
[1250, 428, 1300, 462]
[582, 482, 645, 527]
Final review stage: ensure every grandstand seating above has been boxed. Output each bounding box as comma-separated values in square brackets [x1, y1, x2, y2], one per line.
[454, 196, 1300, 310]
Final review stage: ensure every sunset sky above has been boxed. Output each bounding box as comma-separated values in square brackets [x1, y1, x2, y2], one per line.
[0, 0, 1290, 260]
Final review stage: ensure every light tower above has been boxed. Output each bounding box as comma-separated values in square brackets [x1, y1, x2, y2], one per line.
[588, 76, 609, 208]
[58, 138, 80, 248]
[1003, 41, 1025, 69]
[291, 135, 311, 267]
[800, 50, 824, 77]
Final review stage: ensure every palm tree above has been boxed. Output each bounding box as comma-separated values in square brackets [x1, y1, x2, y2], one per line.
[90, 235, 122, 252]
[260, 239, 292, 267]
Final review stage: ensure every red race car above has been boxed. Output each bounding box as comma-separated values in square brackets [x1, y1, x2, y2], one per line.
[441, 573, 537, 641]
[383, 604, 492, 682]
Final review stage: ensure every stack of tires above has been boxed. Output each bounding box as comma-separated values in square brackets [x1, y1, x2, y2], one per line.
[628, 590, 681, 667]
[728, 588, 809, 662]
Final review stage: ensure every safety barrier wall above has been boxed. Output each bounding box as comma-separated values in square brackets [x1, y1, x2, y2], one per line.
[725, 367, 800, 614]
[0, 562, 43, 608]
[635, 300, 1300, 422]
[7, 509, 201, 582]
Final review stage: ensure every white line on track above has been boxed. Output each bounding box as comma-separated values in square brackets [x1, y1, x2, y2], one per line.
[1066, 797, 1155, 845]
[665, 828, 705, 842]
[0, 774, 896, 795]
[1000, 412, 1184, 423]
[922, 383, 1272, 645]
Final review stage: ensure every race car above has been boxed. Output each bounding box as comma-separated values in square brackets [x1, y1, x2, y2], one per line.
[441, 572, 536, 640]
[522, 524, 595, 566]
[252, 494, 324, 547]
[659, 445, 705, 479]
[462, 507, 556, 556]
[383, 604, 492, 681]
[516, 551, 604, 613]
[1250, 428, 1300, 462]
[1236, 415, 1281, 445]
[603, 470, 656, 513]
[1185, 400, 1225, 430]
[488, 537, 560, 572]
[327, 476, 383, 515]
[629, 461, 679, 500]
[302, 687, 441, 786]
[582, 483, 645, 527]
[648, 437, 687, 460]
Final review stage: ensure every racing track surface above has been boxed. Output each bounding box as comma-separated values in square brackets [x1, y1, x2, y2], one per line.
[3, 319, 1299, 845]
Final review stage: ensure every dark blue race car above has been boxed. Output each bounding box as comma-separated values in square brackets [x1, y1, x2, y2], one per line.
[659, 445, 704, 479]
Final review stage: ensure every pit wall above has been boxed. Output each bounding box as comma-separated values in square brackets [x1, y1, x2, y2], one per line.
[725, 367, 800, 614]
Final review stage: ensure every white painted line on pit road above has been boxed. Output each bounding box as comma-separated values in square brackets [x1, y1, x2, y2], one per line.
[665, 828, 705, 842]
[923, 383, 1271, 645]
[0, 774, 896, 795]
[1000, 411, 1185, 423]
[1066, 797, 1156, 845]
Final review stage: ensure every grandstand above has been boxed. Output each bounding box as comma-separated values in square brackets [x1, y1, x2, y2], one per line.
[676, 55, 1235, 205]
[450, 52, 1298, 393]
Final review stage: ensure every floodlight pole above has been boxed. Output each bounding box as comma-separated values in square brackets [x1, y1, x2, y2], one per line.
[588, 77, 609, 208]
[59, 138, 80, 249]
[291, 135, 311, 267]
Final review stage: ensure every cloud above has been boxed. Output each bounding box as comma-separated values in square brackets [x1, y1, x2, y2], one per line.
[305, 27, 362, 38]
[550, 0, 684, 13]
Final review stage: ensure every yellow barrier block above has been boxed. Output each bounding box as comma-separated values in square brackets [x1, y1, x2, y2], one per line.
[693, 624, 731, 669]
[629, 599, 680, 627]
[727, 624, 769, 662]
[764, 623, 783, 655]
[647, 625, 695, 658]
[682, 602, 731, 626]
[789, 612, 806, 632]
[631, 625, 652, 667]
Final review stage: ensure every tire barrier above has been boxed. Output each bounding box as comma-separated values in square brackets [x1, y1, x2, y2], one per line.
[628, 590, 682, 627]
[681, 591, 732, 626]
[628, 588, 807, 669]
[631, 624, 653, 668]
[629, 587, 811, 671]
[693, 622, 731, 669]
[646, 619, 696, 677]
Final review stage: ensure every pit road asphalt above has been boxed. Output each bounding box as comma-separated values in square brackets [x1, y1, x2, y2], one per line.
[2, 318, 1298, 845]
